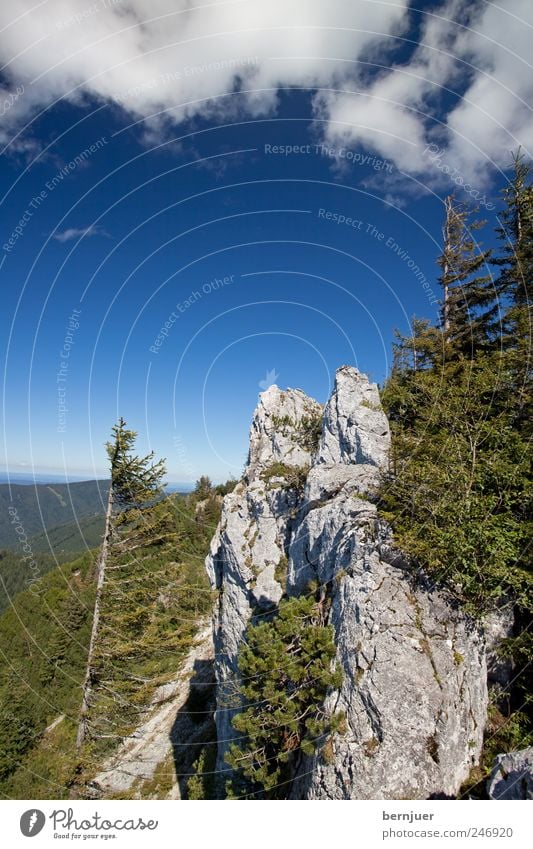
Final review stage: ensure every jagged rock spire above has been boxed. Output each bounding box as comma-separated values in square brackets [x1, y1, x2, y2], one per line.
[206, 366, 489, 799]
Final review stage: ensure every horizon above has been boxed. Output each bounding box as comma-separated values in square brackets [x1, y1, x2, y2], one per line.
[0, 469, 198, 489]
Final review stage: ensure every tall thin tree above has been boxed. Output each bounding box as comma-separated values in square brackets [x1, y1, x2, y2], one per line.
[76, 418, 166, 748]
[494, 151, 533, 349]
[437, 195, 492, 354]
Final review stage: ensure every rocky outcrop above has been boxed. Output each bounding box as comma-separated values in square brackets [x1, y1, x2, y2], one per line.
[487, 748, 533, 800]
[317, 364, 389, 468]
[206, 365, 490, 799]
[205, 385, 322, 781]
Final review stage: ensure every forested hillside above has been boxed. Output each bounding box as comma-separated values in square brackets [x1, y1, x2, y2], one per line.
[0, 484, 224, 799]
[0, 514, 106, 615]
[0, 480, 108, 548]
[29, 514, 106, 557]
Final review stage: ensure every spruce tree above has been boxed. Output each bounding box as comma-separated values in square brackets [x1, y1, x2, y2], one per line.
[381, 180, 531, 616]
[493, 150, 533, 425]
[76, 419, 166, 748]
[495, 150, 533, 321]
[437, 195, 493, 354]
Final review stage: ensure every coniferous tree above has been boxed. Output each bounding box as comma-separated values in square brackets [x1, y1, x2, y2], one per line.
[437, 195, 493, 354]
[76, 419, 166, 748]
[495, 151, 533, 323]
[226, 595, 343, 798]
[195, 475, 213, 498]
[381, 154, 533, 778]
[381, 179, 531, 615]
[493, 150, 533, 425]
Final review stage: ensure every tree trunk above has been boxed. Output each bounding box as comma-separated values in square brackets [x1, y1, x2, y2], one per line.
[442, 195, 452, 337]
[76, 482, 114, 748]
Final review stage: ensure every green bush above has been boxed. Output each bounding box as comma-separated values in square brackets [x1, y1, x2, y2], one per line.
[260, 462, 309, 492]
[226, 595, 342, 797]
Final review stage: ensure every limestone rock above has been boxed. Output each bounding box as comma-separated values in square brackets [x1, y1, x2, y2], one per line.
[206, 385, 322, 782]
[317, 365, 390, 468]
[287, 368, 486, 799]
[247, 384, 322, 475]
[206, 365, 490, 799]
[487, 748, 533, 800]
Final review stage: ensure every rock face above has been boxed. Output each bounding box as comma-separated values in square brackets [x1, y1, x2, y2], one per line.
[206, 365, 489, 799]
[487, 748, 533, 800]
[205, 384, 322, 781]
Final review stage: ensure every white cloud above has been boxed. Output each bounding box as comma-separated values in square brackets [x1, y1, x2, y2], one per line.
[0, 0, 407, 137]
[319, 0, 533, 184]
[0, 0, 531, 184]
[53, 224, 108, 242]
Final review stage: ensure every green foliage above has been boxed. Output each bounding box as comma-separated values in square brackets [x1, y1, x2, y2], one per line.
[214, 479, 238, 497]
[381, 153, 532, 760]
[274, 554, 288, 592]
[79, 492, 221, 766]
[0, 483, 222, 798]
[461, 704, 533, 798]
[298, 413, 323, 453]
[271, 410, 323, 454]
[0, 550, 96, 792]
[226, 595, 342, 797]
[437, 195, 493, 353]
[260, 462, 309, 491]
[186, 743, 217, 800]
[494, 150, 533, 339]
[30, 514, 106, 556]
[195, 475, 213, 497]
[0, 548, 57, 615]
[107, 418, 166, 513]
[381, 353, 531, 615]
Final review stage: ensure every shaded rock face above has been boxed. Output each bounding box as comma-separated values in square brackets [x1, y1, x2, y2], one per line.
[206, 366, 489, 799]
[484, 606, 515, 692]
[487, 748, 533, 800]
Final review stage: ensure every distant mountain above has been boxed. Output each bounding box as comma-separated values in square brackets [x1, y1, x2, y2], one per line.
[0, 514, 106, 615]
[0, 479, 109, 549]
[0, 472, 101, 485]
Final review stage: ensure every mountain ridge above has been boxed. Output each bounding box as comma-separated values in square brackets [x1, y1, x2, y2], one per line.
[0, 479, 109, 549]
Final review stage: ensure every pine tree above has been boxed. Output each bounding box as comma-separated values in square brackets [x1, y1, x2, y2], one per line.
[226, 595, 343, 798]
[76, 419, 166, 748]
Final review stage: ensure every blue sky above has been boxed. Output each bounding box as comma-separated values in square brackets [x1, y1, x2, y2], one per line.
[0, 1, 529, 482]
